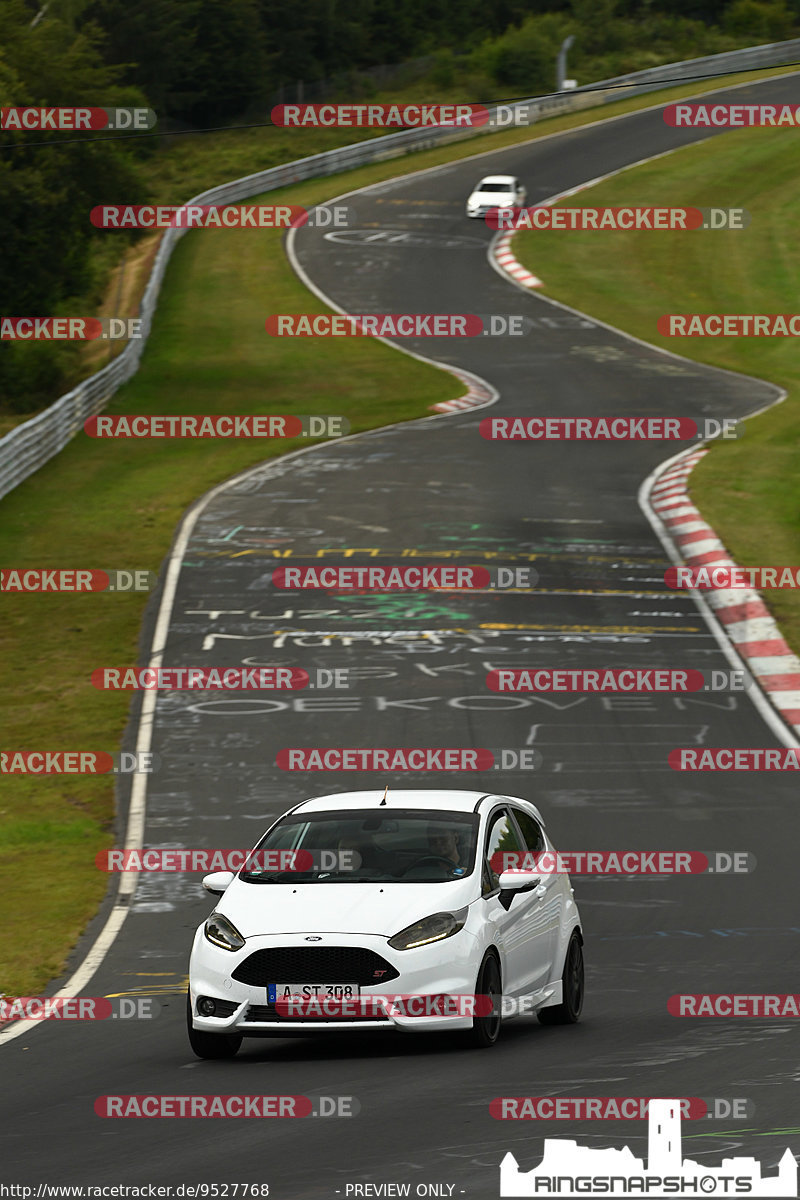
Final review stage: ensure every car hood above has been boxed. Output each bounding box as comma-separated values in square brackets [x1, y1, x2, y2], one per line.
[468, 190, 515, 205]
[218, 879, 476, 939]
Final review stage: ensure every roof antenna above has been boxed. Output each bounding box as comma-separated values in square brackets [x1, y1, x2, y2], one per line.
[380, 785, 389, 806]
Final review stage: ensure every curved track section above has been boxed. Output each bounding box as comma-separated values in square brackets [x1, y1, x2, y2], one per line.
[3, 74, 799, 1196]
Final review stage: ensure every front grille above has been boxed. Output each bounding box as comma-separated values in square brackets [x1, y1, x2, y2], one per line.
[232, 946, 399, 988]
[244, 1003, 390, 1023]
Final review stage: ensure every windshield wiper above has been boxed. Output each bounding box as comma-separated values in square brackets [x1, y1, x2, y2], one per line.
[240, 866, 402, 884]
[239, 869, 315, 883]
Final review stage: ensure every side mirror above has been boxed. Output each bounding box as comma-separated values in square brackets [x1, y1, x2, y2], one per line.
[498, 870, 541, 893]
[203, 870, 234, 896]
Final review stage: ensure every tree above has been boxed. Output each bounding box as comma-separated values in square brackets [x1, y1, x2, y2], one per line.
[81, 0, 203, 120]
[722, 0, 795, 38]
[0, 0, 145, 412]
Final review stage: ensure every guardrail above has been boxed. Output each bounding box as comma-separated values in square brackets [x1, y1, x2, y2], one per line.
[2, 36, 799, 502]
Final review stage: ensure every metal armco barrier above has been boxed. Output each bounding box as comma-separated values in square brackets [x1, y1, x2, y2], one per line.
[2, 36, 799, 502]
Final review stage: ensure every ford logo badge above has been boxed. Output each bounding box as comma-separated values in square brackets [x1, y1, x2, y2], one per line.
[305, 936, 322, 941]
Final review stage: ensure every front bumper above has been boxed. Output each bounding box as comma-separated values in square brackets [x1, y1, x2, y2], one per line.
[189, 928, 481, 1036]
[466, 202, 521, 218]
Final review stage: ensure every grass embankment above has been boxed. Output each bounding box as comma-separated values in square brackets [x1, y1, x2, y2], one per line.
[2, 66, 798, 996]
[513, 124, 800, 651]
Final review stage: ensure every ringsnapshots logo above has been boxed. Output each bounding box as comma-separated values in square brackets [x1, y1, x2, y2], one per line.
[499, 1098, 797, 1197]
[480, 417, 740, 441]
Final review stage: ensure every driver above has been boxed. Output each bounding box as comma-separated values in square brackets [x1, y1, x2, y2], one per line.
[426, 826, 461, 866]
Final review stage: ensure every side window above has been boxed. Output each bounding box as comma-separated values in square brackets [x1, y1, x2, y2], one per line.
[512, 809, 545, 854]
[483, 810, 524, 894]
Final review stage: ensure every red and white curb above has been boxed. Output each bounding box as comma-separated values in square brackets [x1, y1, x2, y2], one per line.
[650, 449, 800, 735]
[489, 147, 700, 295]
[492, 230, 543, 289]
[430, 366, 496, 413]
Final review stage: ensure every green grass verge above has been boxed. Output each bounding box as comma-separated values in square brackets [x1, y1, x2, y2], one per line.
[512, 123, 800, 651]
[2, 64, 798, 997]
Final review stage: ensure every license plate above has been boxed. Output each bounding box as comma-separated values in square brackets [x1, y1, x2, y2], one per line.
[268, 982, 361, 1003]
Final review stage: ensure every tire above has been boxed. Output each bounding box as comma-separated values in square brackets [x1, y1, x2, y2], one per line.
[186, 992, 242, 1059]
[468, 953, 503, 1048]
[538, 931, 583, 1025]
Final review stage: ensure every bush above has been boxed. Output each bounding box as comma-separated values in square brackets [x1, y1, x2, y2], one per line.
[430, 49, 456, 89]
[722, 0, 796, 39]
[0, 340, 80, 415]
[472, 13, 572, 95]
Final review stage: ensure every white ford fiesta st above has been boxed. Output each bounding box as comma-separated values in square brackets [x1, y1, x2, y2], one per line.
[465, 174, 526, 218]
[187, 789, 583, 1057]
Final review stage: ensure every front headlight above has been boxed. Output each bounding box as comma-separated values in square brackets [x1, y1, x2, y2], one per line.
[388, 908, 468, 951]
[204, 912, 245, 952]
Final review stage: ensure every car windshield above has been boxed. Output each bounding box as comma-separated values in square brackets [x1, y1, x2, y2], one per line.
[477, 182, 512, 192]
[239, 808, 479, 884]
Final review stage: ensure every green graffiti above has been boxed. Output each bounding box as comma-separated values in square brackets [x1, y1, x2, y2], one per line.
[332, 593, 472, 620]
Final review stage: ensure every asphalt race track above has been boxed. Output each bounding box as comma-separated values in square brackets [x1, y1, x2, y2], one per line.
[3, 74, 799, 1198]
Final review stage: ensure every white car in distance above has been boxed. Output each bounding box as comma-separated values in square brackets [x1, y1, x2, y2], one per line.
[187, 789, 583, 1058]
[466, 174, 527, 218]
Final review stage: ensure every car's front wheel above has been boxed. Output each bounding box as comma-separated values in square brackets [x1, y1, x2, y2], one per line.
[186, 992, 242, 1059]
[538, 931, 583, 1025]
[467, 953, 502, 1048]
